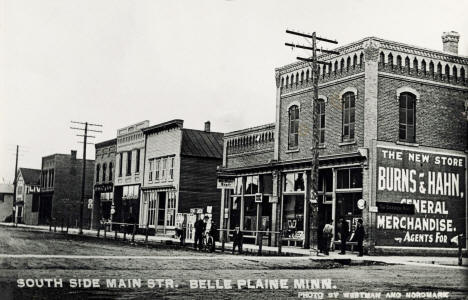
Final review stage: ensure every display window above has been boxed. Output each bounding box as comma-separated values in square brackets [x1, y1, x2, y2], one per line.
[283, 194, 304, 238]
[284, 172, 305, 192]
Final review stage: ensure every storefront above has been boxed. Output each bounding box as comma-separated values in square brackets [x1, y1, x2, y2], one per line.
[140, 188, 177, 233]
[113, 184, 140, 225]
[94, 183, 113, 223]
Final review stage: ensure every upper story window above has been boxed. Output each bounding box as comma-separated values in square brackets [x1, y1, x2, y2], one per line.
[169, 157, 175, 180]
[399, 92, 416, 143]
[109, 162, 113, 181]
[102, 163, 107, 182]
[317, 99, 325, 144]
[118, 153, 123, 177]
[288, 105, 300, 149]
[136, 149, 141, 173]
[96, 164, 100, 182]
[126, 151, 132, 176]
[342, 92, 355, 141]
[148, 159, 154, 181]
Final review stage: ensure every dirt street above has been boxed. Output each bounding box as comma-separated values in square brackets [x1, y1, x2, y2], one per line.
[0, 227, 466, 299]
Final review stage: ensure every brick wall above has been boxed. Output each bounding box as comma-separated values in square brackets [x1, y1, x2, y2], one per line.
[278, 77, 366, 162]
[377, 77, 468, 151]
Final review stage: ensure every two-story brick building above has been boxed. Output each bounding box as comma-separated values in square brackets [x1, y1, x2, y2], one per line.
[92, 138, 117, 228]
[140, 120, 223, 236]
[14, 168, 41, 225]
[114, 121, 149, 225]
[38, 150, 94, 226]
[218, 32, 467, 254]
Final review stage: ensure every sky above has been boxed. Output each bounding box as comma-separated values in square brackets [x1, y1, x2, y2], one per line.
[1, 0, 467, 183]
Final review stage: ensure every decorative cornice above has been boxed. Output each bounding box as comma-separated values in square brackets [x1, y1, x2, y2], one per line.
[225, 123, 275, 138]
[379, 72, 468, 91]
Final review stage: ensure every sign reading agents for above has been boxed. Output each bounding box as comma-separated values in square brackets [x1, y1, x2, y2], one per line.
[375, 145, 465, 247]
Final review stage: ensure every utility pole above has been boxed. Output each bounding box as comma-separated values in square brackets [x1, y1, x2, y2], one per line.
[12, 145, 18, 226]
[285, 29, 339, 249]
[71, 121, 102, 234]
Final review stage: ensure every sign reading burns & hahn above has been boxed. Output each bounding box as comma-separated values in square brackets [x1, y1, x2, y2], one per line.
[375, 145, 466, 248]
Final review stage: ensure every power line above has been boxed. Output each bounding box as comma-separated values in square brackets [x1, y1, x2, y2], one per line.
[70, 121, 103, 234]
[285, 29, 339, 250]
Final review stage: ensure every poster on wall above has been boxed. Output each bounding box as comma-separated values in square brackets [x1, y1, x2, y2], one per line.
[375, 145, 466, 248]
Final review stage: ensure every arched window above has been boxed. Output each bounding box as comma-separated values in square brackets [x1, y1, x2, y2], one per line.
[445, 65, 450, 82]
[281, 77, 284, 88]
[429, 61, 435, 77]
[340, 58, 345, 73]
[317, 99, 326, 144]
[286, 76, 289, 87]
[461, 67, 466, 82]
[388, 53, 394, 70]
[405, 57, 410, 74]
[359, 53, 364, 68]
[306, 69, 310, 82]
[288, 105, 300, 149]
[413, 58, 418, 74]
[453, 66, 457, 82]
[399, 92, 416, 143]
[380, 52, 385, 67]
[353, 54, 358, 68]
[102, 163, 107, 182]
[346, 57, 351, 72]
[291, 74, 295, 86]
[421, 60, 426, 75]
[342, 92, 355, 141]
[301, 71, 304, 83]
[96, 164, 100, 183]
[334, 61, 338, 76]
[437, 63, 442, 79]
[396, 55, 402, 70]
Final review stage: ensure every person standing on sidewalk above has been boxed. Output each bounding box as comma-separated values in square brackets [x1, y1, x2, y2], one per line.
[232, 226, 243, 254]
[194, 216, 208, 250]
[354, 219, 365, 257]
[339, 218, 349, 255]
[322, 220, 333, 256]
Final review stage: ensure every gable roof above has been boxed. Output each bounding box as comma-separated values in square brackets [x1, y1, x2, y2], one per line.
[19, 168, 41, 186]
[181, 129, 223, 159]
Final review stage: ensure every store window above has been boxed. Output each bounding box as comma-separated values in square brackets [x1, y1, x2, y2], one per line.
[100, 192, 113, 220]
[336, 168, 362, 189]
[283, 194, 304, 238]
[147, 192, 157, 227]
[399, 92, 416, 143]
[284, 172, 305, 193]
[122, 185, 139, 200]
[229, 177, 243, 230]
[245, 175, 259, 195]
[342, 92, 355, 141]
[157, 192, 166, 226]
[166, 191, 176, 227]
[288, 105, 300, 149]
[243, 195, 257, 233]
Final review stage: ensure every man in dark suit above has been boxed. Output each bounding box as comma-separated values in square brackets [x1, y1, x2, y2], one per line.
[232, 226, 243, 254]
[194, 216, 208, 250]
[354, 219, 365, 256]
[339, 218, 349, 255]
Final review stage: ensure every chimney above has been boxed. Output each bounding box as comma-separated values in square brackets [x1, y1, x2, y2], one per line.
[442, 31, 460, 55]
[71, 150, 77, 159]
[204, 121, 211, 133]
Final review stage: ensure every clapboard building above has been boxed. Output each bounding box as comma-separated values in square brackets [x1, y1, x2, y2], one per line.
[140, 120, 223, 235]
[14, 168, 41, 225]
[218, 32, 467, 254]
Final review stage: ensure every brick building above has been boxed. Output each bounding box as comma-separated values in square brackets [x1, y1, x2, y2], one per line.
[140, 120, 223, 236]
[218, 32, 467, 254]
[38, 150, 94, 226]
[91, 138, 117, 228]
[14, 168, 41, 225]
[114, 121, 149, 225]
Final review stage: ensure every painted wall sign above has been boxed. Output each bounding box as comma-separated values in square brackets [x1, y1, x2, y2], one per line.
[375, 146, 466, 248]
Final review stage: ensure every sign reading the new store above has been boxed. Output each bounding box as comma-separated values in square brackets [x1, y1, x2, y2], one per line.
[217, 178, 235, 189]
[375, 145, 465, 248]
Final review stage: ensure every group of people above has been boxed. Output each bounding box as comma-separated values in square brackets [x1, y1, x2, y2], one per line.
[177, 216, 244, 254]
[319, 218, 365, 256]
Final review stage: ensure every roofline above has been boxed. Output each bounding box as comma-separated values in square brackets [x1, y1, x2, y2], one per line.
[276, 36, 468, 74]
[225, 123, 275, 137]
[181, 128, 224, 135]
[95, 138, 117, 148]
[142, 119, 184, 135]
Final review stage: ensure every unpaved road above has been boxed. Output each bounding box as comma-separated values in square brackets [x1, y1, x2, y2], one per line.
[0, 226, 467, 299]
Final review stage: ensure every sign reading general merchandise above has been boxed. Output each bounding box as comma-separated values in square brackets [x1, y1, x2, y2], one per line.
[375, 145, 466, 248]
